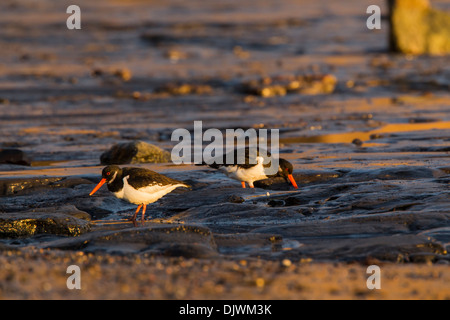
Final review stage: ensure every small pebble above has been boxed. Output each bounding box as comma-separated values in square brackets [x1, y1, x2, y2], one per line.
[281, 259, 292, 267]
[352, 138, 363, 146]
[255, 278, 265, 288]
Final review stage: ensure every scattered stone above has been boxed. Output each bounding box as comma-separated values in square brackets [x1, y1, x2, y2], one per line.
[233, 46, 251, 59]
[114, 90, 152, 101]
[164, 49, 189, 61]
[0, 149, 31, 166]
[388, 0, 450, 54]
[240, 74, 337, 97]
[91, 67, 132, 82]
[352, 138, 363, 146]
[113, 68, 132, 82]
[281, 258, 292, 267]
[154, 83, 213, 96]
[255, 278, 265, 288]
[100, 140, 172, 165]
[227, 195, 245, 203]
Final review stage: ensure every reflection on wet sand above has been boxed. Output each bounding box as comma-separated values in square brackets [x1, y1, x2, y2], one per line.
[280, 121, 450, 144]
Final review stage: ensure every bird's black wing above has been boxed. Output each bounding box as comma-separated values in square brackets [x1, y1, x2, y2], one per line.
[122, 167, 189, 189]
[199, 147, 272, 169]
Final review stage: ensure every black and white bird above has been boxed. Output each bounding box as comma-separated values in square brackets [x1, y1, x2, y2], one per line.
[89, 165, 190, 225]
[197, 148, 298, 189]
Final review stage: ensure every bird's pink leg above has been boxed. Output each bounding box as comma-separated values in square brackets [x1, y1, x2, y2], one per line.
[129, 204, 142, 226]
[141, 204, 147, 224]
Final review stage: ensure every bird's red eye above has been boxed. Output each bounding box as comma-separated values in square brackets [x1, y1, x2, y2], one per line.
[107, 172, 111, 176]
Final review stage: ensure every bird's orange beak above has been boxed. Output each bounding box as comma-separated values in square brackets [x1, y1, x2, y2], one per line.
[89, 178, 107, 196]
[287, 174, 298, 189]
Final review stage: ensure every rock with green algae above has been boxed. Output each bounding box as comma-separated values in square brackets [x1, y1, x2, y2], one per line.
[0, 205, 91, 238]
[100, 140, 172, 165]
[388, 0, 450, 55]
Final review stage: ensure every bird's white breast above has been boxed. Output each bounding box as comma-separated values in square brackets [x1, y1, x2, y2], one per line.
[114, 176, 186, 205]
[220, 156, 267, 183]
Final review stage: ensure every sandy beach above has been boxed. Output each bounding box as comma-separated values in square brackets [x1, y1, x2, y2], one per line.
[0, 0, 449, 300]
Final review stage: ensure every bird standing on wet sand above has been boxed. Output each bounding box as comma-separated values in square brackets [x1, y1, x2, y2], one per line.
[89, 165, 190, 225]
[197, 148, 298, 189]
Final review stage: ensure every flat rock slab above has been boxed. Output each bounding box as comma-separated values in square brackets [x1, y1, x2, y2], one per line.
[0, 176, 93, 196]
[39, 224, 217, 258]
[277, 233, 447, 263]
[0, 205, 91, 238]
[0, 149, 31, 166]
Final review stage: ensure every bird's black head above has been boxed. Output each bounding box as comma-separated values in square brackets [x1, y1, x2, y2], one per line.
[102, 165, 122, 183]
[277, 158, 293, 177]
[89, 165, 122, 196]
[277, 159, 298, 189]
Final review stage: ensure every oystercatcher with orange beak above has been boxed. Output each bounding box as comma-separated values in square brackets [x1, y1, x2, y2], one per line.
[89, 165, 190, 225]
[198, 148, 298, 189]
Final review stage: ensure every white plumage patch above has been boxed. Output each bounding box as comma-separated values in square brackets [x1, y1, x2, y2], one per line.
[113, 175, 187, 205]
[219, 156, 268, 187]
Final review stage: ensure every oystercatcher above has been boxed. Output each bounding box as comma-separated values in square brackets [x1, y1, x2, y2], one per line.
[198, 148, 298, 189]
[89, 165, 190, 225]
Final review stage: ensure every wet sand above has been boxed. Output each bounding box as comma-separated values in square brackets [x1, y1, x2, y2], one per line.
[0, 0, 449, 300]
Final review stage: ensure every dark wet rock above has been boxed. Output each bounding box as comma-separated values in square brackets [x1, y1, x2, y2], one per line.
[160, 187, 254, 212]
[227, 195, 245, 203]
[255, 211, 450, 238]
[370, 133, 390, 140]
[159, 243, 217, 258]
[263, 195, 308, 208]
[0, 177, 61, 196]
[388, 0, 450, 54]
[252, 209, 450, 262]
[408, 253, 440, 264]
[408, 117, 439, 124]
[255, 170, 341, 189]
[100, 140, 172, 165]
[267, 199, 285, 207]
[39, 224, 217, 258]
[296, 234, 447, 263]
[419, 227, 450, 251]
[344, 166, 439, 181]
[352, 138, 363, 146]
[283, 196, 305, 206]
[0, 176, 93, 196]
[0, 149, 31, 166]
[214, 233, 285, 255]
[239, 74, 337, 97]
[293, 170, 342, 184]
[169, 202, 304, 234]
[255, 170, 343, 190]
[0, 205, 91, 238]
